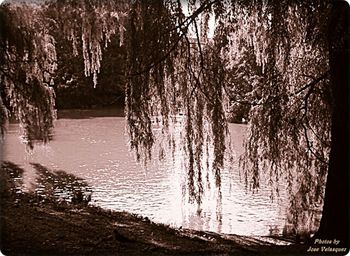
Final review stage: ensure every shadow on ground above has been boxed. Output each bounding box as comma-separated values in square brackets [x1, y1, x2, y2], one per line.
[32, 163, 92, 205]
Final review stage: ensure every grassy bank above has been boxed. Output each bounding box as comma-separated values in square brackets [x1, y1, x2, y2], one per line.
[0, 162, 306, 256]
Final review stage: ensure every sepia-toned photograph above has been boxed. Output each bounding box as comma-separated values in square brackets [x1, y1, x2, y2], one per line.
[0, 0, 349, 255]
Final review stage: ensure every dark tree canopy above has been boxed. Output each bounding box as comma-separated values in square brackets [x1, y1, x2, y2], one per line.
[0, 0, 347, 242]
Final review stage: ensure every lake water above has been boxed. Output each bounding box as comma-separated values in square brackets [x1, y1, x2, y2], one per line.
[1, 112, 288, 236]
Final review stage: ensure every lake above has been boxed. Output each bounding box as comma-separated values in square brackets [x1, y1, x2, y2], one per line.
[1, 111, 288, 236]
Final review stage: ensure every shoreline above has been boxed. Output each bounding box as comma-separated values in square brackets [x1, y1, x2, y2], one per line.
[0, 162, 308, 256]
[57, 106, 125, 119]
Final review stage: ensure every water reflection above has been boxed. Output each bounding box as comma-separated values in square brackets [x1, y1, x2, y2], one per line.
[32, 163, 92, 205]
[0, 161, 24, 196]
[3, 116, 288, 236]
[1, 161, 93, 206]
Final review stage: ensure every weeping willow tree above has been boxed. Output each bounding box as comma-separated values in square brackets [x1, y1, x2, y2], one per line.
[0, 0, 128, 143]
[0, 0, 348, 245]
[0, 2, 56, 147]
[122, 0, 333, 237]
[222, 1, 332, 235]
[124, 0, 229, 204]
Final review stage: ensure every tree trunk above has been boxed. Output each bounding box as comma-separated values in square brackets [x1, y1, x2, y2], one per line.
[315, 0, 349, 248]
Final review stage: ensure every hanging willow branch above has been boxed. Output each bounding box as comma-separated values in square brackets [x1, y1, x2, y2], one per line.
[0, 4, 57, 147]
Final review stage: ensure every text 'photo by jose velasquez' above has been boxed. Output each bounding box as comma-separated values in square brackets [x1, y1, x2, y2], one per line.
[0, 0, 349, 255]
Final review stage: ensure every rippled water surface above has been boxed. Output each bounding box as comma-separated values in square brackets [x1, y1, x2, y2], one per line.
[2, 112, 288, 236]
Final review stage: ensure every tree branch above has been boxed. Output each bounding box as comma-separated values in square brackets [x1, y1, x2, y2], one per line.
[302, 122, 328, 165]
[294, 71, 329, 95]
[164, 0, 218, 35]
[184, 32, 211, 102]
[193, 19, 205, 69]
[125, 0, 218, 78]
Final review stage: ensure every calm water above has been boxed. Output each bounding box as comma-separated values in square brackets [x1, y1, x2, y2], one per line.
[1, 112, 288, 236]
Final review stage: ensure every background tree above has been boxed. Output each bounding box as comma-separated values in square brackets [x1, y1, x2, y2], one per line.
[45, 0, 126, 109]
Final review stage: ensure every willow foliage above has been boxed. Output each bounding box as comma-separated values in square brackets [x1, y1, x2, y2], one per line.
[120, 1, 331, 223]
[0, 3, 56, 147]
[123, 0, 229, 204]
[218, 1, 331, 232]
[49, 0, 128, 86]
[0, 0, 332, 231]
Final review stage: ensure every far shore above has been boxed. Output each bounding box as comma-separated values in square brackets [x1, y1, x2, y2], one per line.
[57, 106, 125, 119]
[56, 107, 248, 125]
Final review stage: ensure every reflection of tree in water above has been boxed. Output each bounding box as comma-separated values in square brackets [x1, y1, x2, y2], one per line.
[31, 163, 92, 205]
[0, 162, 24, 196]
